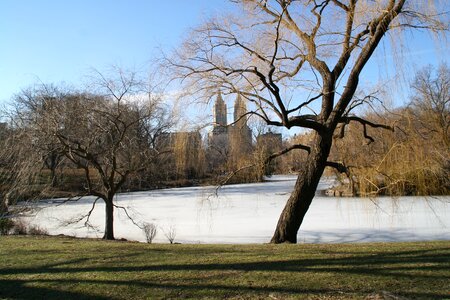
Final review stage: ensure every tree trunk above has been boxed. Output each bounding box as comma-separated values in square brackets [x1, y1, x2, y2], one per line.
[0, 195, 8, 216]
[270, 133, 332, 243]
[103, 198, 114, 240]
[50, 168, 58, 187]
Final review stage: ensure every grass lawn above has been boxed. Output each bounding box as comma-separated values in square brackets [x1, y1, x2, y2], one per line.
[0, 236, 449, 299]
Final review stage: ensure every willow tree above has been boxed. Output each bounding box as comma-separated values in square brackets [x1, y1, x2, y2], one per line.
[169, 0, 448, 243]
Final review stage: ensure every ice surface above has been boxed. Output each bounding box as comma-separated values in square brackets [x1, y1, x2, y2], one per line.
[26, 175, 450, 244]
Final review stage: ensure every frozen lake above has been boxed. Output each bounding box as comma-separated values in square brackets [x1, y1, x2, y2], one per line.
[28, 175, 450, 244]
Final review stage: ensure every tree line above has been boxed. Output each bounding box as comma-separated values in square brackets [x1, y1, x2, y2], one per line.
[0, 69, 286, 239]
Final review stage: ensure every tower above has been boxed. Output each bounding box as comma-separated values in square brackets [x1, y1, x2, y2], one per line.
[208, 92, 230, 171]
[230, 93, 252, 155]
[213, 92, 227, 133]
[234, 93, 247, 128]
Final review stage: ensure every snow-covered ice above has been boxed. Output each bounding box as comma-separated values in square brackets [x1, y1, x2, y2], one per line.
[27, 175, 450, 244]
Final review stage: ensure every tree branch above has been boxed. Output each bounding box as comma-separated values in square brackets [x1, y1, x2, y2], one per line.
[325, 161, 349, 174]
[338, 115, 394, 144]
[113, 203, 143, 229]
[264, 143, 311, 165]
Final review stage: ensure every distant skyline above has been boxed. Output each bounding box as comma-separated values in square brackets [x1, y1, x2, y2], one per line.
[0, 1, 448, 107]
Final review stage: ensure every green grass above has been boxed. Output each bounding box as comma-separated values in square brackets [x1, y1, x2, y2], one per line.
[0, 236, 449, 299]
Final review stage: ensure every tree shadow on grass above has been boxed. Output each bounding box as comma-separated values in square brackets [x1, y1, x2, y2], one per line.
[298, 228, 450, 244]
[0, 279, 109, 300]
[0, 247, 449, 299]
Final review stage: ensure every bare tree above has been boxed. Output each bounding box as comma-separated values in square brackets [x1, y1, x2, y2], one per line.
[0, 118, 43, 215]
[410, 63, 450, 148]
[8, 69, 174, 240]
[168, 0, 447, 243]
[0, 122, 12, 215]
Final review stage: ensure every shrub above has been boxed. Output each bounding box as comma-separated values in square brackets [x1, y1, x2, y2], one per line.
[163, 225, 177, 244]
[142, 222, 157, 244]
[0, 217, 15, 235]
[27, 225, 48, 236]
[11, 219, 28, 235]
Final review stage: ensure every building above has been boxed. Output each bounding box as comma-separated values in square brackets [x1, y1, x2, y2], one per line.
[208, 92, 253, 169]
[159, 91, 284, 178]
[208, 92, 229, 160]
[229, 93, 252, 155]
[256, 131, 283, 152]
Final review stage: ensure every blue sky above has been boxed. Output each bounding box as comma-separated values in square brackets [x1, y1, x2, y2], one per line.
[0, 0, 448, 107]
[0, 0, 232, 103]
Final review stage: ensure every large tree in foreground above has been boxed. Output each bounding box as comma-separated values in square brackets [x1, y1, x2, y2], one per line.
[169, 0, 448, 243]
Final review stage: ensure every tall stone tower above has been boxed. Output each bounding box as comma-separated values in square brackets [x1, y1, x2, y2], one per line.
[208, 92, 253, 171]
[213, 92, 227, 134]
[234, 93, 246, 127]
[230, 93, 253, 155]
[208, 92, 230, 171]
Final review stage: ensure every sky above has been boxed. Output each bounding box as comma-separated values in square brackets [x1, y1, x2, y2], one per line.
[0, 0, 448, 110]
[0, 0, 232, 104]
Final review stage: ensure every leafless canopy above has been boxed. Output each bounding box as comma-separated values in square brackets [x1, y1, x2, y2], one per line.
[168, 0, 447, 142]
[5, 68, 175, 240]
[409, 63, 450, 148]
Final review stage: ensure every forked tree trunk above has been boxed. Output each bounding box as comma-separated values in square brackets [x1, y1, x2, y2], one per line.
[103, 198, 114, 240]
[270, 133, 333, 243]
